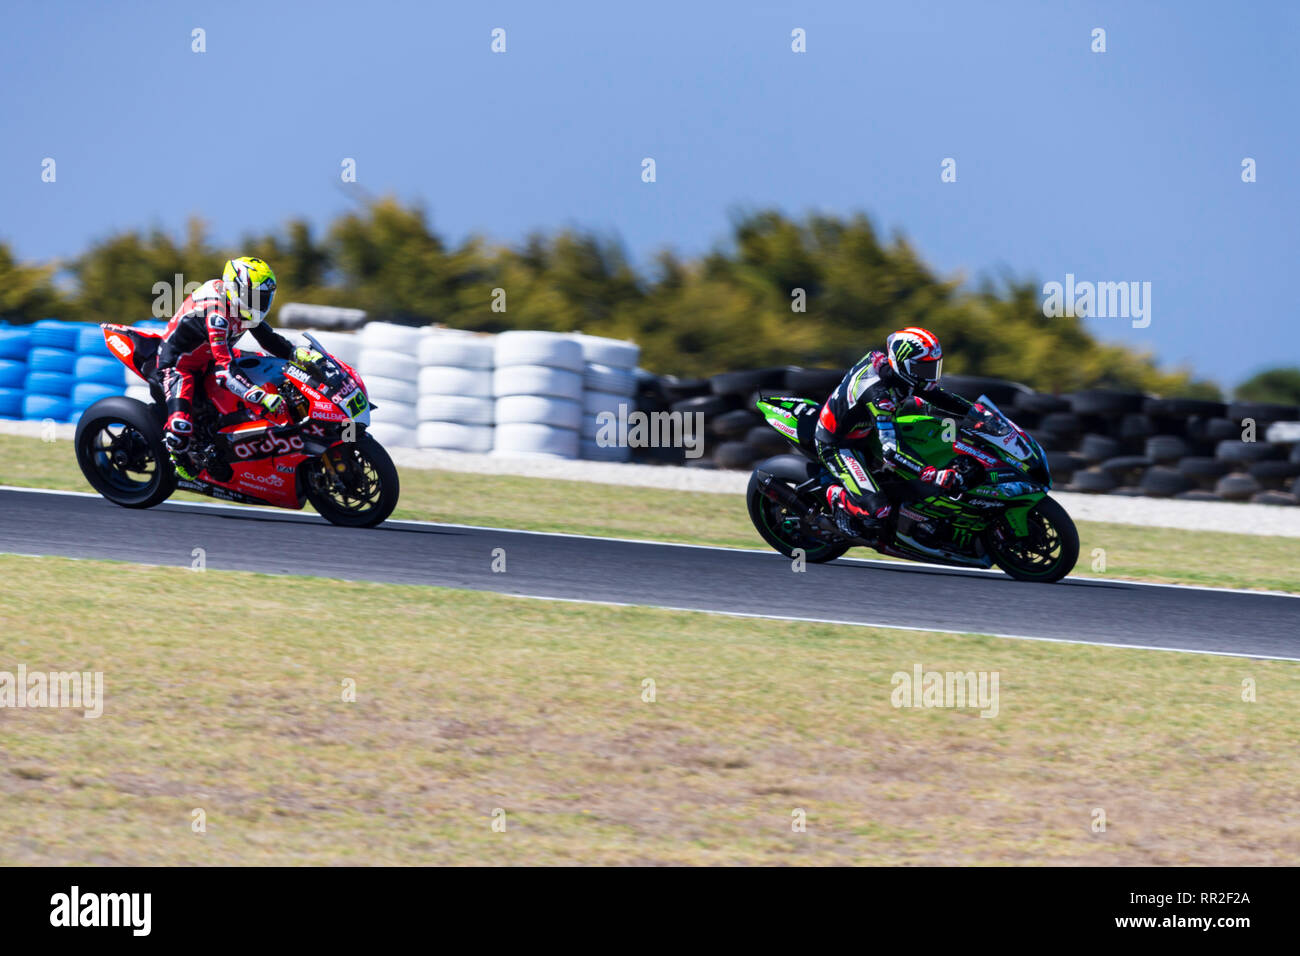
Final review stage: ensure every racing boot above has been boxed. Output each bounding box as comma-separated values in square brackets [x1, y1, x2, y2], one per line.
[163, 424, 198, 481]
[165, 431, 197, 478]
[168, 450, 197, 481]
[826, 485, 890, 541]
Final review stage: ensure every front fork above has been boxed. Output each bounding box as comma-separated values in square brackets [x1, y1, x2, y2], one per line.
[317, 444, 355, 494]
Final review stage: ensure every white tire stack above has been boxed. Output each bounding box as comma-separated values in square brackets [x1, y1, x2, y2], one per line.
[416, 329, 495, 452]
[574, 333, 640, 462]
[359, 322, 422, 448]
[492, 331, 582, 458]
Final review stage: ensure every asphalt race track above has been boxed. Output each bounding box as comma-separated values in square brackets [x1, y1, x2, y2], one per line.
[2, 487, 1296, 660]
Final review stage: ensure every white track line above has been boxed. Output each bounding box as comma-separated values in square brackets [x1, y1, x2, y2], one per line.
[3, 484, 1296, 599]
[2, 544, 1294, 662]
[493, 591, 1300, 662]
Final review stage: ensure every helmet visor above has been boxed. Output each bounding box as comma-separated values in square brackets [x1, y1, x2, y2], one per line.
[243, 283, 276, 317]
[914, 357, 942, 383]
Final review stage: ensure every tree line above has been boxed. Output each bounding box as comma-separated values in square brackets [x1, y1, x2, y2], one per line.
[3, 198, 1291, 401]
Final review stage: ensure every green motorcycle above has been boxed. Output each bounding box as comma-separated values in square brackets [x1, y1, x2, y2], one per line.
[746, 393, 1079, 582]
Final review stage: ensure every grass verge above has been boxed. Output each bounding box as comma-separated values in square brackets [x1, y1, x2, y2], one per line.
[1, 433, 1296, 593]
[2, 554, 1298, 865]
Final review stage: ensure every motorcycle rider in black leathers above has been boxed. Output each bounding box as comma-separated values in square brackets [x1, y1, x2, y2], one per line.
[816, 327, 974, 538]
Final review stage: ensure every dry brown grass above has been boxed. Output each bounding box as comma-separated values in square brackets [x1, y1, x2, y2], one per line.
[2, 555, 1297, 865]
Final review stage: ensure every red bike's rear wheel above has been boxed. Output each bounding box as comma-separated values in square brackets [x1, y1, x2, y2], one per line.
[74, 396, 176, 509]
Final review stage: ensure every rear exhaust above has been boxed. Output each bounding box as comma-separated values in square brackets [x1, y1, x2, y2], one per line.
[756, 471, 807, 512]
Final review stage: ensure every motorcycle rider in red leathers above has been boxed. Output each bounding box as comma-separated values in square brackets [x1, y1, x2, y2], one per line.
[156, 256, 321, 479]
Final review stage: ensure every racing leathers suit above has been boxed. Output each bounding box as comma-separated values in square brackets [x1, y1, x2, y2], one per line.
[815, 350, 973, 532]
[156, 278, 295, 456]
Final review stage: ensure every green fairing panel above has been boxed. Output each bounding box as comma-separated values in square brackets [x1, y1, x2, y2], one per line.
[756, 397, 815, 445]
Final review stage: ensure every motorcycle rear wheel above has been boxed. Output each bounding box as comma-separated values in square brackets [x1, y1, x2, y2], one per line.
[746, 455, 850, 564]
[74, 396, 176, 509]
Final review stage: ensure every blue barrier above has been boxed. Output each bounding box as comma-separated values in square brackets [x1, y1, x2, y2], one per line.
[0, 318, 149, 422]
[22, 393, 73, 421]
[29, 346, 77, 374]
[0, 359, 25, 388]
[0, 328, 32, 360]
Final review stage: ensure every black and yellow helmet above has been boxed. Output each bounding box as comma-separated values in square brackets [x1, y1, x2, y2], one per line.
[222, 256, 277, 327]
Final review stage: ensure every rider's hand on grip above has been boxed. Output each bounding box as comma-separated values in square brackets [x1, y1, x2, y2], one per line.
[923, 465, 963, 490]
[293, 346, 324, 368]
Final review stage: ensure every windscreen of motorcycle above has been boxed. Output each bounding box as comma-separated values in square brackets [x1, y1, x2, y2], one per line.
[973, 395, 1035, 463]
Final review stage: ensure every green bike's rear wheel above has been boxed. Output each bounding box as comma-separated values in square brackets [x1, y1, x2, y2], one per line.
[746, 455, 850, 564]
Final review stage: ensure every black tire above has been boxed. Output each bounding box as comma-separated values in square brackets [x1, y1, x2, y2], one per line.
[302, 433, 400, 527]
[1204, 417, 1243, 441]
[1098, 455, 1154, 479]
[1215, 439, 1283, 463]
[746, 424, 791, 455]
[660, 377, 711, 402]
[714, 441, 758, 470]
[1117, 413, 1155, 440]
[1247, 459, 1300, 483]
[746, 455, 849, 563]
[711, 408, 763, 438]
[1227, 401, 1300, 423]
[1013, 391, 1071, 415]
[1177, 456, 1232, 479]
[1067, 468, 1118, 493]
[1039, 412, 1082, 437]
[1215, 472, 1261, 501]
[1070, 389, 1145, 415]
[783, 368, 844, 397]
[670, 393, 739, 418]
[1143, 397, 1227, 418]
[940, 375, 1030, 407]
[710, 367, 791, 396]
[1144, 435, 1189, 462]
[1140, 466, 1193, 497]
[985, 496, 1079, 583]
[74, 396, 176, 509]
[1045, 450, 1083, 477]
[1032, 430, 1068, 452]
[1078, 433, 1121, 463]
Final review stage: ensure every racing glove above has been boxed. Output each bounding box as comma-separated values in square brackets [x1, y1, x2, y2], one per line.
[259, 392, 284, 416]
[293, 346, 324, 368]
[923, 465, 964, 491]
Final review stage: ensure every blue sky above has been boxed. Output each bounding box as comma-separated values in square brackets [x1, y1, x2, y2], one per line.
[1, 0, 1295, 389]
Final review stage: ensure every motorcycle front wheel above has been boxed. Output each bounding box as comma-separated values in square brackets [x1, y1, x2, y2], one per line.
[985, 496, 1079, 583]
[302, 433, 400, 528]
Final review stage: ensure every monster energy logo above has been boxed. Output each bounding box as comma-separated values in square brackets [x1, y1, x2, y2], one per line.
[894, 341, 916, 361]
